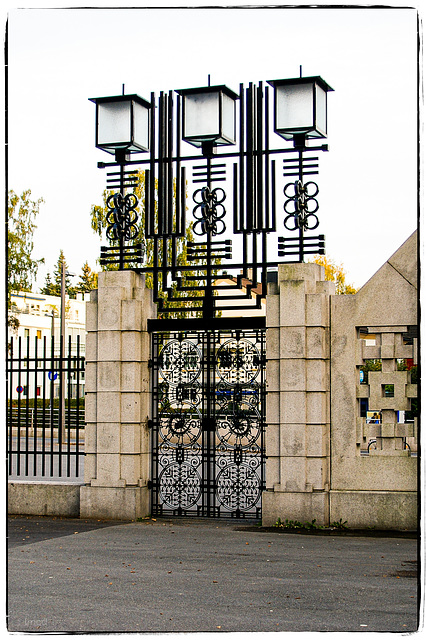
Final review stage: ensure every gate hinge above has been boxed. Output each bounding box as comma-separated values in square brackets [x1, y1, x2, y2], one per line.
[148, 358, 153, 369]
[147, 420, 153, 430]
[147, 480, 153, 489]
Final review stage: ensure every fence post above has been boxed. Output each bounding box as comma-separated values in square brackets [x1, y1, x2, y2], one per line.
[262, 262, 334, 527]
[80, 270, 156, 521]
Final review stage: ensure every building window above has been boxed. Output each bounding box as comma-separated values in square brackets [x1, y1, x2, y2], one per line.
[36, 330, 42, 340]
[24, 329, 30, 339]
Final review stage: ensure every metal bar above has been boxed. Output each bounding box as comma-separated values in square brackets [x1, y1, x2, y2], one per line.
[32, 336, 39, 475]
[167, 90, 173, 237]
[176, 93, 182, 236]
[239, 83, 245, 233]
[66, 334, 72, 476]
[246, 83, 254, 231]
[256, 82, 263, 231]
[8, 338, 13, 475]
[98, 143, 328, 167]
[75, 335, 81, 476]
[41, 336, 47, 476]
[49, 335, 55, 476]
[24, 336, 30, 475]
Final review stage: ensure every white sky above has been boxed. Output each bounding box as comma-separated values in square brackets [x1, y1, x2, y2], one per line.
[6, 2, 421, 291]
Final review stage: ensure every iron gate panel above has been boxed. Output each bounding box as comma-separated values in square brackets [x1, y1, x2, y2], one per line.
[151, 328, 266, 518]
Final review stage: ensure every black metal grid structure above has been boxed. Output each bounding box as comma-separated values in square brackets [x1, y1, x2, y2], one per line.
[151, 329, 266, 518]
[95, 80, 328, 320]
[7, 335, 85, 479]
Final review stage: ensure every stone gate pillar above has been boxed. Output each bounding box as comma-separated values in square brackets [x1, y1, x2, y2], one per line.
[262, 263, 334, 527]
[80, 270, 156, 520]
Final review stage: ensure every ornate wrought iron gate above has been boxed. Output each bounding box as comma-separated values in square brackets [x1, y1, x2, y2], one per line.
[151, 328, 266, 518]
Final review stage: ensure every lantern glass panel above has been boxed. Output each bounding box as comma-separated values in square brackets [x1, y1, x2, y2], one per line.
[185, 92, 220, 140]
[98, 101, 131, 148]
[221, 92, 236, 143]
[133, 101, 150, 151]
[276, 83, 314, 136]
[315, 83, 327, 136]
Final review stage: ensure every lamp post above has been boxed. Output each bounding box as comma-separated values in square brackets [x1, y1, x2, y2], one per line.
[89, 92, 151, 269]
[90, 74, 333, 319]
[59, 264, 75, 444]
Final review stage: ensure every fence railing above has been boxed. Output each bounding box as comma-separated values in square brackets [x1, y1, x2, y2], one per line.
[7, 335, 85, 479]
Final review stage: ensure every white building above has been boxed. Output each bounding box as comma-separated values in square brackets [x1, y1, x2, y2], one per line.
[8, 291, 89, 400]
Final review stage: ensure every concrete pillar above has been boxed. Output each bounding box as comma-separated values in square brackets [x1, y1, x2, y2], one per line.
[80, 270, 156, 520]
[262, 263, 334, 526]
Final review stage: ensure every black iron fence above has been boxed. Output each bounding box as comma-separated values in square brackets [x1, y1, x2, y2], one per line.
[7, 335, 85, 479]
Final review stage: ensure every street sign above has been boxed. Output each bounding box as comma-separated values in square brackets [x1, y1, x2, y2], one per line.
[16, 386, 23, 393]
[48, 372, 58, 381]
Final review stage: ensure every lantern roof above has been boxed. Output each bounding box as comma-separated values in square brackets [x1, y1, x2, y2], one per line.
[175, 84, 240, 100]
[267, 76, 334, 93]
[89, 94, 151, 108]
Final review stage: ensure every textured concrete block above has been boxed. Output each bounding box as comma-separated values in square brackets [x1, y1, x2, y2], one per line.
[306, 326, 327, 359]
[121, 299, 142, 331]
[306, 293, 328, 327]
[97, 361, 121, 392]
[306, 359, 328, 392]
[265, 391, 280, 425]
[85, 332, 98, 363]
[281, 359, 305, 391]
[98, 287, 125, 331]
[121, 423, 142, 454]
[281, 392, 306, 424]
[306, 392, 328, 424]
[279, 326, 305, 358]
[121, 362, 142, 392]
[96, 392, 121, 422]
[265, 423, 279, 458]
[84, 423, 97, 453]
[121, 393, 142, 423]
[266, 293, 280, 328]
[306, 423, 329, 457]
[85, 301, 98, 332]
[280, 423, 305, 456]
[281, 456, 306, 492]
[121, 332, 142, 362]
[96, 422, 120, 453]
[94, 453, 124, 486]
[8, 482, 82, 517]
[279, 280, 306, 326]
[97, 331, 121, 362]
[85, 362, 97, 394]
[120, 454, 142, 486]
[265, 327, 280, 358]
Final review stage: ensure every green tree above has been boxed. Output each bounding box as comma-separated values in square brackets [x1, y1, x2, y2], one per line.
[312, 254, 357, 294]
[8, 189, 44, 328]
[75, 261, 98, 293]
[90, 171, 212, 318]
[40, 250, 76, 298]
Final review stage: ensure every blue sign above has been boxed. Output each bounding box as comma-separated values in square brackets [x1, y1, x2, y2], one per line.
[16, 386, 23, 393]
[48, 372, 58, 381]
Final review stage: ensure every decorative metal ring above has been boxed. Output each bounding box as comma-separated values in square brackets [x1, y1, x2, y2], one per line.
[304, 198, 319, 214]
[304, 213, 320, 230]
[284, 198, 300, 215]
[283, 182, 298, 198]
[284, 214, 300, 231]
[304, 181, 319, 198]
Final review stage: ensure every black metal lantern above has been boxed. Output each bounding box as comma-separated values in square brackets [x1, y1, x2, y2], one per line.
[267, 76, 334, 146]
[176, 85, 239, 150]
[89, 94, 151, 155]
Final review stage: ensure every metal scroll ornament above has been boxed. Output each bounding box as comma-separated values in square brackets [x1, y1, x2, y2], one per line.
[283, 180, 319, 231]
[192, 186, 226, 236]
[106, 192, 139, 242]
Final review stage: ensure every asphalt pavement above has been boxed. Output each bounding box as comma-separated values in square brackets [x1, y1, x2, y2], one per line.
[7, 515, 420, 634]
